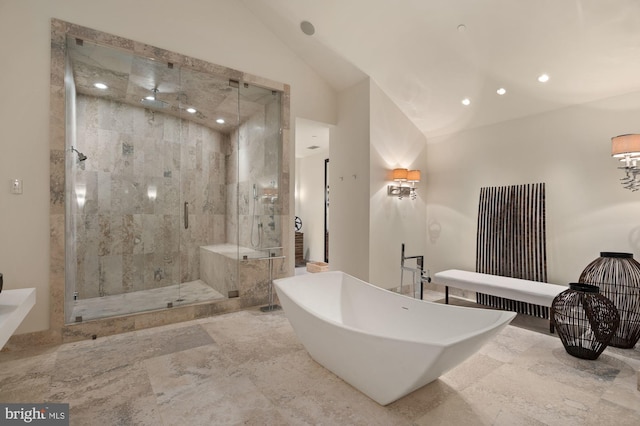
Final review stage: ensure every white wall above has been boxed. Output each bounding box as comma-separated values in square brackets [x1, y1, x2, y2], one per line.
[0, 0, 337, 334]
[296, 152, 328, 263]
[425, 91, 640, 286]
[329, 79, 371, 279]
[328, 79, 429, 289]
[369, 82, 428, 290]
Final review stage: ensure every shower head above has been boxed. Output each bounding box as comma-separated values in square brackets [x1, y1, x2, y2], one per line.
[71, 146, 87, 162]
[140, 88, 170, 109]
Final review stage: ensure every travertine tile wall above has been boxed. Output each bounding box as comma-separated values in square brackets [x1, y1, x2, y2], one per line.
[71, 95, 228, 298]
[229, 94, 283, 250]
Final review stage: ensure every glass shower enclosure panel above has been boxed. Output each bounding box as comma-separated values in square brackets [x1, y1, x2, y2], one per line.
[235, 83, 282, 255]
[65, 36, 184, 322]
[64, 36, 240, 322]
[177, 66, 241, 302]
[231, 83, 283, 307]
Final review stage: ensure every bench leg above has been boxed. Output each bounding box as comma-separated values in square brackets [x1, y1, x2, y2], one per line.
[549, 320, 555, 334]
[445, 286, 449, 304]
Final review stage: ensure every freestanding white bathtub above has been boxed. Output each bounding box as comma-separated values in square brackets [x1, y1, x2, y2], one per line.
[273, 271, 516, 405]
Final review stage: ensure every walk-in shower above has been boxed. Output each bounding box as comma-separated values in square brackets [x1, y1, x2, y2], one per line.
[62, 29, 286, 323]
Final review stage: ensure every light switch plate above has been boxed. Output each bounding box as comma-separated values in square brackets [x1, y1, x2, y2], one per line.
[10, 179, 23, 194]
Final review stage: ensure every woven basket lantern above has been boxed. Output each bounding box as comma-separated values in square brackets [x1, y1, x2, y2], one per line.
[551, 283, 620, 360]
[579, 252, 640, 349]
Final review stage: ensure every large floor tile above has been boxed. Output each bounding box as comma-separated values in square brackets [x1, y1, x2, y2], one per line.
[0, 305, 638, 425]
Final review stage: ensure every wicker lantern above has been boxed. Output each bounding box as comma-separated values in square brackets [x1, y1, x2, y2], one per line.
[579, 252, 640, 349]
[551, 283, 620, 360]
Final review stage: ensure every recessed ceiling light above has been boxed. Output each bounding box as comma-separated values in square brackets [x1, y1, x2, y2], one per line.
[94, 82, 108, 90]
[216, 118, 225, 124]
[457, 24, 467, 32]
[461, 98, 471, 106]
[497, 88, 506, 95]
[186, 107, 197, 114]
[307, 145, 320, 150]
[537, 74, 550, 83]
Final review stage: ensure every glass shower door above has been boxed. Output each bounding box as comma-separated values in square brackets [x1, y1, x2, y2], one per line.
[176, 66, 240, 302]
[65, 37, 185, 321]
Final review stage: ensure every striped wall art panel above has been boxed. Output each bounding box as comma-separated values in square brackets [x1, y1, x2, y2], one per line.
[475, 183, 548, 318]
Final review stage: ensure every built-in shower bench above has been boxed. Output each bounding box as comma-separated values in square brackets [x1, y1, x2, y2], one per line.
[433, 269, 566, 332]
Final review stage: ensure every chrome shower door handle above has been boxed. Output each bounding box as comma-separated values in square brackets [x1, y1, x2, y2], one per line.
[184, 202, 189, 229]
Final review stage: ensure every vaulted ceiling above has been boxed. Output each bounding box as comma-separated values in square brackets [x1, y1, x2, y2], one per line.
[242, 0, 640, 140]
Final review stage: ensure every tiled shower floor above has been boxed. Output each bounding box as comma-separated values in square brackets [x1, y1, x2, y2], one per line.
[71, 280, 225, 321]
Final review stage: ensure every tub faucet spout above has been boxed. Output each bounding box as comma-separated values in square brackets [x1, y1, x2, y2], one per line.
[400, 243, 426, 299]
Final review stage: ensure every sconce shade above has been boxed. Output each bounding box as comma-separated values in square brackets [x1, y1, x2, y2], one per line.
[407, 170, 421, 182]
[392, 168, 408, 181]
[612, 134, 640, 157]
[388, 168, 419, 200]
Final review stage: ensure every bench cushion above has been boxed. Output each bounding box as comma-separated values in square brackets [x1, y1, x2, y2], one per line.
[433, 269, 566, 307]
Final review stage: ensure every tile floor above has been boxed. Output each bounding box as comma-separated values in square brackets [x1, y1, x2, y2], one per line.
[1, 297, 639, 425]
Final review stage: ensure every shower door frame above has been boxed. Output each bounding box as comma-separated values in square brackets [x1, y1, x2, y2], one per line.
[63, 35, 237, 323]
[43, 19, 292, 345]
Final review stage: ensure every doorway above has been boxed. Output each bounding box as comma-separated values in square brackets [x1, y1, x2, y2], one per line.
[294, 118, 331, 267]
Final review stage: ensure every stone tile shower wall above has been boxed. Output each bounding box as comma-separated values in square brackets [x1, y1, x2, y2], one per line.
[227, 97, 282, 249]
[72, 95, 228, 298]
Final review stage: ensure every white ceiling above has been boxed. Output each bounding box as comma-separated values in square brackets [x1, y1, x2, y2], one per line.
[242, 0, 640, 143]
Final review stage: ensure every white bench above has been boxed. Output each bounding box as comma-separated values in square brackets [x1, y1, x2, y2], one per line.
[433, 269, 566, 332]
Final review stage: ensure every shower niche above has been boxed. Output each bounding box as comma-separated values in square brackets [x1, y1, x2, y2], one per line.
[51, 20, 290, 331]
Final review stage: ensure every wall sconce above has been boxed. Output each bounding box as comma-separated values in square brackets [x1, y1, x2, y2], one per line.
[388, 168, 421, 200]
[612, 134, 640, 191]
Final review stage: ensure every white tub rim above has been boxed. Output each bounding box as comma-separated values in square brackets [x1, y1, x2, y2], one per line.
[274, 271, 516, 347]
